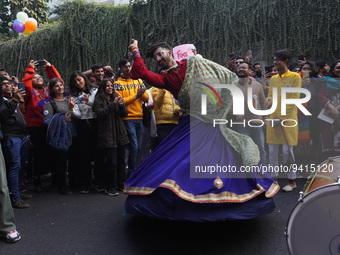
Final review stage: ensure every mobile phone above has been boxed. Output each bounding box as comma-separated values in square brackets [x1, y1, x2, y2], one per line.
[229, 53, 235, 59]
[72, 97, 84, 104]
[265, 66, 272, 73]
[35, 60, 45, 66]
[247, 50, 252, 56]
[298, 55, 305, 61]
[18, 82, 25, 91]
[302, 71, 309, 78]
[105, 70, 114, 78]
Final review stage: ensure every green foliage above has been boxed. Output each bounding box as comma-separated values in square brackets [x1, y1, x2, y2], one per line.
[0, 0, 50, 37]
[0, 0, 12, 35]
[0, 0, 339, 80]
[16, 0, 51, 23]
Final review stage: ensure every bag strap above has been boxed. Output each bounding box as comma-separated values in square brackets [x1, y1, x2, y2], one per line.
[49, 99, 58, 114]
[46, 114, 58, 142]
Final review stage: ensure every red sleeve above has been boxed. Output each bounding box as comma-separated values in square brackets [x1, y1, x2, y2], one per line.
[131, 56, 186, 99]
[131, 56, 166, 88]
[45, 65, 64, 84]
[22, 66, 35, 101]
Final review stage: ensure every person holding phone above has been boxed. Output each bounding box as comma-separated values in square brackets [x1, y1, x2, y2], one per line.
[0, 76, 30, 208]
[297, 55, 306, 67]
[10, 81, 25, 115]
[68, 71, 98, 194]
[262, 65, 278, 97]
[22, 59, 63, 192]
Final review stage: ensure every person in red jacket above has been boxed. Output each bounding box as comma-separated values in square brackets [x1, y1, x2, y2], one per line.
[22, 60, 64, 192]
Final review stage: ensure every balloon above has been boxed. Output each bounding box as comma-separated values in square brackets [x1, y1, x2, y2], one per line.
[16, 12, 28, 24]
[13, 22, 25, 33]
[13, 19, 19, 24]
[23, 29, 31, 35]
[27, 18, 37, 26]
[25, 20, 37, 32]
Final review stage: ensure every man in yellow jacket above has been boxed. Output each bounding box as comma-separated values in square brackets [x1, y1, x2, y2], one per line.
[266, 50, 301, 192]
[114, 59, 149, 174]
[151, 87, 180, 145]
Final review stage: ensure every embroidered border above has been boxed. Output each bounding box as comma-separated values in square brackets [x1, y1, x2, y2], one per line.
[124, 179, 280, 204]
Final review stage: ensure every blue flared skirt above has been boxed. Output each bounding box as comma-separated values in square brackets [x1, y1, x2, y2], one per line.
[124, 116, 279, 221]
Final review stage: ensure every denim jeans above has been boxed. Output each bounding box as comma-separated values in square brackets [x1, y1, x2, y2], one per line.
[3, 136, 29, 202]
[124, 119, 143, 174]
[237, 125, 267, 165]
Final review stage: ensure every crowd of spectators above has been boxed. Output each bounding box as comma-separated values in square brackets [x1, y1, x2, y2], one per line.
[0, 48, 339, 242]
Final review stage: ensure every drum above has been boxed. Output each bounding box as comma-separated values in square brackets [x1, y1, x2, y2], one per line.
[286, 157, 340, 255]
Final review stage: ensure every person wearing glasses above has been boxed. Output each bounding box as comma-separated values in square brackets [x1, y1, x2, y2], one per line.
[235, 62, 267, 166]
[22, 60, 63, 192]
[123, 39, 279, 221]
[114, 59, 149, 176]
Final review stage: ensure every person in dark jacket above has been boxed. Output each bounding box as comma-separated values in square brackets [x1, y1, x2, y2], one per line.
[93, 78, 129, 195]
[0, 76, 29, 208]
[0, 79, 22, 242]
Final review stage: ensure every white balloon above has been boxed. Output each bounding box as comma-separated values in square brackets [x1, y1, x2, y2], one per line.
[27, 17, 38, 26]
[17, 12, 29, 24]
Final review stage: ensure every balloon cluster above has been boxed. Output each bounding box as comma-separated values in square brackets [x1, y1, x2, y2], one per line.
[13, 12, 38, 35]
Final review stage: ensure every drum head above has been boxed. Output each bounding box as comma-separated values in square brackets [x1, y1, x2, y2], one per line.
[286, 184, 340, 255]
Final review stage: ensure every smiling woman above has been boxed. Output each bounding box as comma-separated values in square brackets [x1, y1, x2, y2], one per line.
[67, 70, 100, 194]
[43, 77, 79, 195]
[93, 78, 129, 195]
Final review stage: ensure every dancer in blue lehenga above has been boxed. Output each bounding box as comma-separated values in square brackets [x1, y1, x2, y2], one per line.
[124, 40, 279, 221]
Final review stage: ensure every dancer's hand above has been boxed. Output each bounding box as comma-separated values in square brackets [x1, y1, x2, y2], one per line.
[129, 39, 138, 52]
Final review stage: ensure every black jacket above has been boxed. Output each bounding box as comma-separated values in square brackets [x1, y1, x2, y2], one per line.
[0, 98, 27, 138]
[93, 92, 129, 148]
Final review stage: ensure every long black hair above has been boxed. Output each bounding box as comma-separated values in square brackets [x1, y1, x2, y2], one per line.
[68, 70, 93, 97]
[95, 78, 115, 102]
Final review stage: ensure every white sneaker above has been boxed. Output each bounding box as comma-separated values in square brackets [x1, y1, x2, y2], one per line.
[282, 183, 297, 192]
[6, 230, 21, 243]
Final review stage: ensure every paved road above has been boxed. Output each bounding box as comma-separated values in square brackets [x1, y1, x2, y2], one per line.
[0, 178, 306, 255]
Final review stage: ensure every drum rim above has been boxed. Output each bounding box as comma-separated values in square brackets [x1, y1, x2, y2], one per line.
[285, 183, 340, 254]
[304, 156, 340, 194]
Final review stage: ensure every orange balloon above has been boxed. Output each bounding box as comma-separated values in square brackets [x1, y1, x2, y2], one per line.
[23, 29, 31, 35]
[25, 20, 37, 32]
